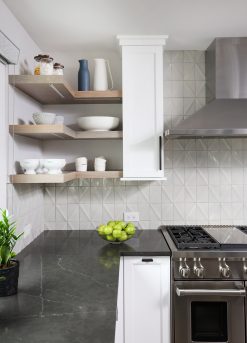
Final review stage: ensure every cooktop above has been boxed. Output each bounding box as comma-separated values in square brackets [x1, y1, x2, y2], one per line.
[163, 226, 247, 250]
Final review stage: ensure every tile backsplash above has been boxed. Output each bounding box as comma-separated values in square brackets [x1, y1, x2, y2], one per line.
[44, 51, 247, 230]
[7, 184, 44, 252]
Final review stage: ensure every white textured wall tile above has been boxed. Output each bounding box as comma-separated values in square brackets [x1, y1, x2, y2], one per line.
[44, 50, 247, 230]
[79, 187, 91, 204]
[56, 204, 68, 222]
[68, 204, 79, 221]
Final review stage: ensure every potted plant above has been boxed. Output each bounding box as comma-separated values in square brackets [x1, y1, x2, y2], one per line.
[0, 209, 23, 296]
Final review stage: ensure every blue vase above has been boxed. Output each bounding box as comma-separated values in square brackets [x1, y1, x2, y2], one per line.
[78, 59, 90, 91]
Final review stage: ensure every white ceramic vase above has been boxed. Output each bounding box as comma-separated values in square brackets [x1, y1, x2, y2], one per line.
[93, 59, 113, 91]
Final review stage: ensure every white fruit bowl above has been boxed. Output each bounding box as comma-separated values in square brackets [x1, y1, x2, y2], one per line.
[20, 159, 39, 175]
[77, 116, 119, 131]
[43, 159, 66, 174]
[33, 112, 56, 125]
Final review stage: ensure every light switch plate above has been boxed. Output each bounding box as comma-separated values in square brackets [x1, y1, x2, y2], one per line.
[123, 211, 139, 222]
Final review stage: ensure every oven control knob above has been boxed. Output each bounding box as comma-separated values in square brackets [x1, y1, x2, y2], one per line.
[193, 258, 204, 278]
[179, 258, 190, 278]
[219, 258, 231, 278]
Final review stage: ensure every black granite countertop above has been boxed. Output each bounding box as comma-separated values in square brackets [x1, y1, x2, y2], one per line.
[0, 229, 170, 343]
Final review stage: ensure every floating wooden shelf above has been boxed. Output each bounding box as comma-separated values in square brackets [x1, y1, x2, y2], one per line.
[9, 124, 123, 140]
[10, 171, 123, 184]
[9, 75, 122, 104]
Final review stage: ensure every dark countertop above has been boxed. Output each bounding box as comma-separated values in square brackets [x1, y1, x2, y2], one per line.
[0, 229, 170, 343]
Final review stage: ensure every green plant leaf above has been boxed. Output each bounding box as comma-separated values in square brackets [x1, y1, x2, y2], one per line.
[0, 209, 23, 267]
[0, 246, 11, 265]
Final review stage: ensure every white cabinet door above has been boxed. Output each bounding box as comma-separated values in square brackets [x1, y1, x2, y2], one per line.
[123, 256, 170, 343]
[119, 36, 167, 179]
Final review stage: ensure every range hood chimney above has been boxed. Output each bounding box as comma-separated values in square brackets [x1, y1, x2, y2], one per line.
[165, 37, 247, 138]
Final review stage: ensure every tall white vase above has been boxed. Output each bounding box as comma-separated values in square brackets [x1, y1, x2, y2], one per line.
[93, 58, 113, 91]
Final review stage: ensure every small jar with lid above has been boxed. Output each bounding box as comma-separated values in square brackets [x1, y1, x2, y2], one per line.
[53, 63, 64, 75]
[40, 56, 54, 75]
[34, 54, 42, 75]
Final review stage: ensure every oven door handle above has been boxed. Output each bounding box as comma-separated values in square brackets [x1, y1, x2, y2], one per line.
[176, 287, 246, 297]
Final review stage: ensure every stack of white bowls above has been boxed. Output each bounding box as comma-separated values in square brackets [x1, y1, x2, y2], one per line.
[20, 159, 66, 175]
[32, 112, 64, 125]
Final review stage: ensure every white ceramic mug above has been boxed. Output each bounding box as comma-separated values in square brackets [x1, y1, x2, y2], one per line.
[94, 156, 106, 171]
[76, 157, 87, 172]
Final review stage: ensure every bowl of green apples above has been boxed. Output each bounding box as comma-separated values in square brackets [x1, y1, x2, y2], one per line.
[97, 220, 136, 244]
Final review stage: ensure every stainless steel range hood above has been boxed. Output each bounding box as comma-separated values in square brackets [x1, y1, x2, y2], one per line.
[165, 37, 247, 138]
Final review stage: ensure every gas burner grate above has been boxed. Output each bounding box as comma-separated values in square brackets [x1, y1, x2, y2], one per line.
[166, 226, 220, 250]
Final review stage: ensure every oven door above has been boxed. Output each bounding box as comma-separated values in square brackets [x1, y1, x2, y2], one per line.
[174, 281, 246, 343]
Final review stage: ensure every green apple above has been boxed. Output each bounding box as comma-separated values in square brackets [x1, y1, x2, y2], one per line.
[113, 223, 122, 231]
[118, 221, 127, 229]
[104, 225, 113, 235]
[112, 229, 122, 239]
[127, 222, 135, 228]
[107, 221, 116, 227]
[119, 231, 128, 241]
[125, 226, 135, 235]
[106, 234, 116, 241]
[97, 225, 106, 236]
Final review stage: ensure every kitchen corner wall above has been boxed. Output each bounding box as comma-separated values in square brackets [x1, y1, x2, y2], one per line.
[0, 0, 44, 252]
[44, 50, 247, 230]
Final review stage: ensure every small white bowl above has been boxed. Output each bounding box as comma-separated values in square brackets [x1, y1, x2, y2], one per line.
[43, 159, 66, 174]
[20, 159, 39, 175]
[77, 116, 119, 131]
[36, 159, 48, 174]
[33, 112, 56, 125]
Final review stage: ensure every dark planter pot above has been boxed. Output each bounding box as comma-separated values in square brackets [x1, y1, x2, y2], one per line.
[0, 260, 19, 296]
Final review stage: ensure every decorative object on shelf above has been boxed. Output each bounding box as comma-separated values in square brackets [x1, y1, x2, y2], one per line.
[36, 159, 48, 174]
[20, 159, 39, 175]
[97, 220, 136, 244]
[54, 116, 64, 124]
[94, 156, 106, 171]
[34, 54, 42, 75]
[43, 159, 66, 175]
[75, 157, 87, 172]
[0, 209, 23, 297]
[78, 59, 90, 91]
[93, 58, 113, 91]
[77, 116, 119, 131]
[53, 63, 64, 75]
[33, 112, 56, 125]
[40, 55, 54, 75]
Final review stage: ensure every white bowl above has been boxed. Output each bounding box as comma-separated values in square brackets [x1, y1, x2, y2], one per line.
[43, 159, 66, 175]
[20, 159, 39, 175]
[36, 159, 48, 174]
[77, 116, 119, 131]
[33, 112, 56, 125]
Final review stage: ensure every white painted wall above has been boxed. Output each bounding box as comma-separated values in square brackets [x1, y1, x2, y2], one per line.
[0, 62, 7, 208]
[0, 0, 44, 251]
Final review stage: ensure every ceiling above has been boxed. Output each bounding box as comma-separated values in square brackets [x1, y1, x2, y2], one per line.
[4, 0, 247, 52]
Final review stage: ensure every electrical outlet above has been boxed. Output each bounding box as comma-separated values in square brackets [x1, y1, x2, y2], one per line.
[123, 212, 139, 222]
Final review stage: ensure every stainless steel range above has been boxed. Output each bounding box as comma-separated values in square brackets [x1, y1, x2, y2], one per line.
[161, 225, 247, 343]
